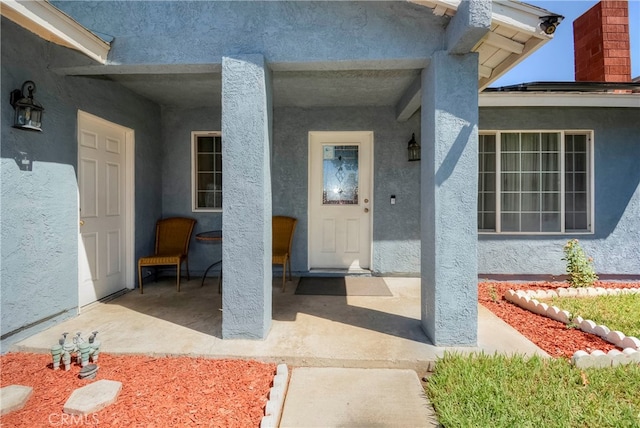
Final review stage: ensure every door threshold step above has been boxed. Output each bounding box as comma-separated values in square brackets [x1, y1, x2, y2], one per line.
[305, 268, 372, 277]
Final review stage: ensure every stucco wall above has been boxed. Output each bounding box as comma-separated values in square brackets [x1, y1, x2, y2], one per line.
[274, 107, 422, 275]
[160, 106, 222, 273]
[1, 18, 163, 352]
[52, 1, 444, 68]
[479, 107, 640, 276]
[161, 105, 421, 276]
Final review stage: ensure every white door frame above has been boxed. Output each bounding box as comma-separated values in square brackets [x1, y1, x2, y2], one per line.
[307, 131, 374, 270]
[77, 110, 136, 306]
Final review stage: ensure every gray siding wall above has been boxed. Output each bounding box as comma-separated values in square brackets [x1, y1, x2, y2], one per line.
[479, 107, 640, 276]
[1, 19, 163, 352]
[161, 106, 421, 276]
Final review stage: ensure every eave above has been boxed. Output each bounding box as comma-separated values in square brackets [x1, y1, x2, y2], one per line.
[1, 0, 110, 64]
[409, 0, 559, 90]
[479, 92, 640, 108]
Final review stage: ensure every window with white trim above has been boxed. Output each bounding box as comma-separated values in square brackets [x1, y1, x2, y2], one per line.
[478, 131, 593, 234]
[192, 131, 222, 211]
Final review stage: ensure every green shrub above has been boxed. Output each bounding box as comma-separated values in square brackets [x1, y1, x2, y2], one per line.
[562, 239, 598, 288]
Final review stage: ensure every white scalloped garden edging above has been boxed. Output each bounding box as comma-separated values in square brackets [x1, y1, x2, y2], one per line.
[504, 287, 640, 368]
[260, 364, 289, 428]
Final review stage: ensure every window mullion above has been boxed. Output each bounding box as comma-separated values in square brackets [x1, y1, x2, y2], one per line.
[538, 132, 542, 233]
[560, 132, 565, 233]
[588, 132, 594, 232]
[191, 132, 197, 212]
[496, 132, 501, 233]
[518, 133, 522, 232]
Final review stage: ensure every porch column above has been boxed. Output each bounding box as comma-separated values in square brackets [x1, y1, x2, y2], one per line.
[221, 54, 273, 339]
[420, 50, 479, 345]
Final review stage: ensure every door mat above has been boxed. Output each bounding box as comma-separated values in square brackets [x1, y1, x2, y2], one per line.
[295, 276, 392, 296]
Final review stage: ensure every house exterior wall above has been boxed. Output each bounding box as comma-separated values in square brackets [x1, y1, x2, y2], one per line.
[1, 18, 163, 352]
[49, 0, 447, 283]
[164, 104, 640, 279]
[274, 106, 422, 275]
[51, 1, 444, 69]
[160, 106, 222, 272]
[5, 0, 634, 349]
[161, 105, 421, 276]
[479, 106, 640, 276]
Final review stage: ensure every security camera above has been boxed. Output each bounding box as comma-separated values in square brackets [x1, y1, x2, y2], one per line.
[540, 15, 564, 35]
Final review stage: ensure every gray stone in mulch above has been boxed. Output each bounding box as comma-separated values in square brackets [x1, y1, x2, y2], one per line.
[63, 380, 122, 416]
[0, 385, 33, 415]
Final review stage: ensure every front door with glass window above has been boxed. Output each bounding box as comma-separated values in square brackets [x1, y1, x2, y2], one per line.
[308, 131, 372, 269]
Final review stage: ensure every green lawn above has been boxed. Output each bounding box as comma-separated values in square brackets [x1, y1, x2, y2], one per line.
[426, 353, 640, 428]
[542, 293, 640, 338]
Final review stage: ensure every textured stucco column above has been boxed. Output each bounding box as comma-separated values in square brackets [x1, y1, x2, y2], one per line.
[420, 51, 479, 345]
[221, 54, 273, 339]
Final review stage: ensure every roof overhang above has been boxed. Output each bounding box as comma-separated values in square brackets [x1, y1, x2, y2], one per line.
[410, 0, 560, 90]
[480, 92, 640, 108]
[1, 0, 110, 64]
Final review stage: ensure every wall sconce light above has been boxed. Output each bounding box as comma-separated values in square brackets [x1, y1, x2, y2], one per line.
[10, 80, 44, 132]
[407, 133, 420, 162]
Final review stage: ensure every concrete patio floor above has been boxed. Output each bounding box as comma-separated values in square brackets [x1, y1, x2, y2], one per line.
[12, 277, 547, 373]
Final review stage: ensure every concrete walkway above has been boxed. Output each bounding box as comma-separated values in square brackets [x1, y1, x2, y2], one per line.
[280, 367, 439, 427]
[11, 277, 547, 427]
[13, 277, 546, 370]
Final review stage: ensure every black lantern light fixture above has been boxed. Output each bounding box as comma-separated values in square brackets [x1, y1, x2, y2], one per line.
[10, 80, 44, 132]
[407, 133, 420, 162]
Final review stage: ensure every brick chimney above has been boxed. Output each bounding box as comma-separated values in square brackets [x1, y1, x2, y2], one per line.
[573, 0, 631, 82]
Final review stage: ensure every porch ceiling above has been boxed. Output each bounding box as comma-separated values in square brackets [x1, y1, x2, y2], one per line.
[7, 0, 560, 111]
[84, 0, 560, 110]
[103, 69, 422, 109]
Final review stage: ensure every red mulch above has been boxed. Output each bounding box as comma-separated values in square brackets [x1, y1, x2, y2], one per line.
[0, 353, 275, 427]
[479, 280, 640, 359]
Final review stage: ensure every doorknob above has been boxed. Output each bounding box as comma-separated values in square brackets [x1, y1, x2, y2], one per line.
[79, 220, 85, 226]
[364, 208, 369, 213]
[364, 199, 369, 203]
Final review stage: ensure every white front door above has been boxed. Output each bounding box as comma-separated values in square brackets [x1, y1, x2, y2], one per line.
[78, 111, 134, 307]
[308, 131, 373, 269]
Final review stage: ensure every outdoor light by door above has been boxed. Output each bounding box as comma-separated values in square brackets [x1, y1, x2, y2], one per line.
[10, 80, 44, 132]
[407, 133, 420, 162]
